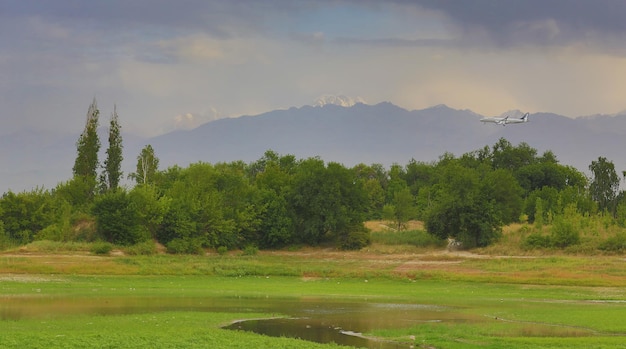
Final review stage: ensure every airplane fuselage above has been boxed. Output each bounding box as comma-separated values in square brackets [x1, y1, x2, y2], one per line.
[480, 113, 529, 126]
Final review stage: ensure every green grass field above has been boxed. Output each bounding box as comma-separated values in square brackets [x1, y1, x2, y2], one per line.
[1, 310, 353, 349]
[2, 220, 626, 348]
[1, 251, 626, 349]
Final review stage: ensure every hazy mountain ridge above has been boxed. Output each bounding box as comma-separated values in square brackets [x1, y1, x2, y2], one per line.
[2, 102, 626, 193]
[149, 102, 492, 170]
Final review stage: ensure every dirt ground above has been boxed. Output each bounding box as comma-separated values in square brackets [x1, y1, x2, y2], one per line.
[364, 220, 424, 232]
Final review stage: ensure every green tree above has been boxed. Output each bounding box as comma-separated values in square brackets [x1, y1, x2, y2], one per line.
[72, 98, 100, 198]
[0, 218, 6, 248]
[251, 151, 297, 247]
[424, 163, 501, 248]
[55, 176, 96, 210]
[403, 159, 435, 196]
[213, 161, 263, 248]
[290, 159, 368, 247]
[534, 197, 544, 230]
[128, 185, 169, 240]
[382, 187, 416, 231]
[92, 189, 148, 245]
[352, 163, 386, 219]
[129, 145, 159, 185]
[0, 189, 57, 244]
[102, 105, 123, 191]
[156, 204, 196, 249]
[257, 190, 294, 248]
[482, 169, 523, 224]
[385, 163, 407, 204]
[589, 157, 620, 214]
[524, 186, 560, 224]
[156, 163, 232, 249]
[615, 199, 626, 228]
[491, 138, 537, 171]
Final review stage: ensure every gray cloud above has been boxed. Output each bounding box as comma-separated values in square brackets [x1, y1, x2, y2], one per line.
[0, 1, 291, 40]
[5, 1, 624, 47]
[332, 37, 459, 49]
[411, 0, 626, 49]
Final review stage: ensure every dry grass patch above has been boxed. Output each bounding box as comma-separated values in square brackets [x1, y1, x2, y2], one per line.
[0, 254, 141, 275]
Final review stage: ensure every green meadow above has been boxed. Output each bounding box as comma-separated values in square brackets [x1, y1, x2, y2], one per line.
[1, 249, 626, 349]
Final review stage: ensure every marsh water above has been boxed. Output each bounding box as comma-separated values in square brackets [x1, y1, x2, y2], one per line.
[0, 295, 478, 348]
[222, 300, 477, 349]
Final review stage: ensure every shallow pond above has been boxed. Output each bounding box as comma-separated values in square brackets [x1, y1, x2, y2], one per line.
[224, 300, 480, 348]
[0, 295, 479, 348]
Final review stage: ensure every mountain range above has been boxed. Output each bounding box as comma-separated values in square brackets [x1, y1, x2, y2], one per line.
[2, 101, 626, 193]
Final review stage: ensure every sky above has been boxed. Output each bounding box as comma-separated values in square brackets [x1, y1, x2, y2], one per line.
[2, 0, 626, 137]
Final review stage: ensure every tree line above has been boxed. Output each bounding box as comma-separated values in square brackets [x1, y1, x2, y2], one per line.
[1, 99, 625, 252]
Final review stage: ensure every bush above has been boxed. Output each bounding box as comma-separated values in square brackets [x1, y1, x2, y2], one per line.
[599, 233, 626, 253]
[0, 231, 13, 251]
[522, 232, 551, 249]
[166, 238, 204, 255]
[166, 239, 186, 254]
[550, 219, 580, 248]
[340, 230, 371, 250]
[125, 241, 157, 255]
[217, 246, 228, 255]
[242, 244, 259, 256]
[91, 241, 114, 255]
[36, 224, 63, 241]
[523, 220, 581, 250]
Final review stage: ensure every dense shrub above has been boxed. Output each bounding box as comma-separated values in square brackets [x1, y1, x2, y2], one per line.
[166, 238, 204, 254]
[91, 241, 114, 255]
[599, 233, 626, 253]
[92, 190, 149, 246]
[340, 229, 371, 250]
[522, 232, 551, 249]
[550, 219, 580, 248]
[523, 220, 581, 250]
[242, 244, 259, 256]
[125, 241, 157, 255]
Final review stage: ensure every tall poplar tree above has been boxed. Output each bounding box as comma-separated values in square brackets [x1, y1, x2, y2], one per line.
[72, 98, 101, 197]
[102, 105, 123, 191]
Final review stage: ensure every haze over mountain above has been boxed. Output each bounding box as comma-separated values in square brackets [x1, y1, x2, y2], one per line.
[2, 101, 626, 193]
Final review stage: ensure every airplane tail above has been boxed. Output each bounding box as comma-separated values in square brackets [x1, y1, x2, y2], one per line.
[521, 112, 529, 122]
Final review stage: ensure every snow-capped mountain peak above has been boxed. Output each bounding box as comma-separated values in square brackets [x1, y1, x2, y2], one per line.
[312, 95, 366, 107]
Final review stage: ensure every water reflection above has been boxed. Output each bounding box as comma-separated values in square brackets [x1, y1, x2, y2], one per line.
[227, 318, 402, 349]
[1, 295, 274, 320]
[224, 302, 474, 349]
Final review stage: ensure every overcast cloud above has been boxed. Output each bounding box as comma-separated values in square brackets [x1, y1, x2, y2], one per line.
[2, 0, 626, 137]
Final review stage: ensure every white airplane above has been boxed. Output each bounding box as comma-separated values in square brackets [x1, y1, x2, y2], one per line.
[480, 112, 529, 126]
